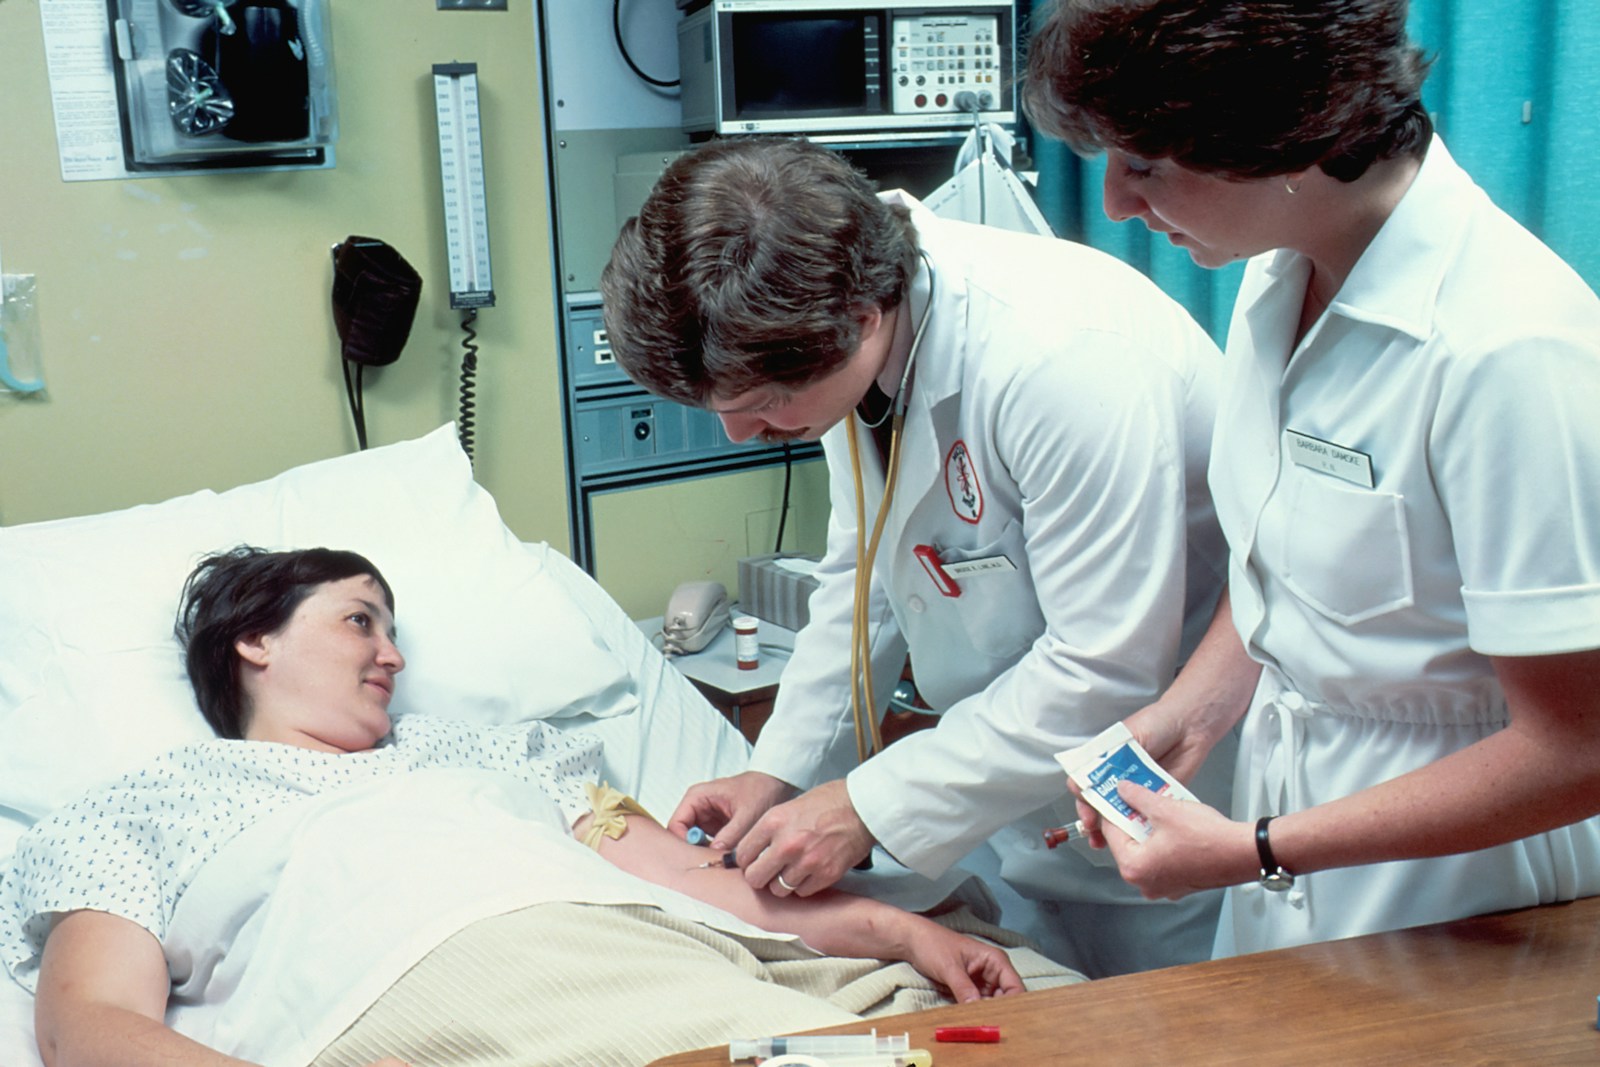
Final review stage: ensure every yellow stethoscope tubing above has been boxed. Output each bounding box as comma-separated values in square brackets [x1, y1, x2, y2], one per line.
[843, 257, 933, 764]
[845, 407, 905, 763]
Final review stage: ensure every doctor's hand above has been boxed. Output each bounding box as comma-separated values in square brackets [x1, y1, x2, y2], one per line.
[1074, 699, 1227, 851]
[1101, 780, 1255, 901]
[735, 779, 876, 897]
[667, 771, 796, 849]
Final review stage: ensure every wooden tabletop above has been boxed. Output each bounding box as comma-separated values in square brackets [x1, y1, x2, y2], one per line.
[648, 895, 1600, 1065]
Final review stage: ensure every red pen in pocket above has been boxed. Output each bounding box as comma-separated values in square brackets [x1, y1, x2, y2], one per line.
[913, 544, 961, 598]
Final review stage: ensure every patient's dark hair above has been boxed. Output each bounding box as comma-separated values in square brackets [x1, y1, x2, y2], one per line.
[175, 546, 394, 740]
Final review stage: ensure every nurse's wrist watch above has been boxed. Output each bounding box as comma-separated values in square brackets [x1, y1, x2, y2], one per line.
[1256, 816, 1296, 892]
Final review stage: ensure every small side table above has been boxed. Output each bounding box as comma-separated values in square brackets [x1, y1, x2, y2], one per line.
[637, 614, 796, 743]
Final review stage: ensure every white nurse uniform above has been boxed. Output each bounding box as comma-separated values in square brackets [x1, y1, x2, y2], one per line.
[1210, 137, 1600, 954]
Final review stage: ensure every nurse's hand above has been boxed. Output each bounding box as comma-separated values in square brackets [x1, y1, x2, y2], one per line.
[1126, 697, 1229, 784]
[1072, 697, 1223, 850]
[1075, 700, 1209, 851]
[667, 771, 796, 849]
[1101, 780, 1255, 900]
[735, 779, 875, 897]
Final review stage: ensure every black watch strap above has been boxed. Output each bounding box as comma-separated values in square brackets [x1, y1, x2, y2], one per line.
[1256, 815, 1295, 892]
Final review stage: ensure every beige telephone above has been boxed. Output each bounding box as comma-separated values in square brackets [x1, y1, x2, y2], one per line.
[660, 580, 731, 656]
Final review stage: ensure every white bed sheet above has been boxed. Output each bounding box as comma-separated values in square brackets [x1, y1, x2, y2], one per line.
[0, 541, 758, 1066]
[0, 542, 984, 1066]
[0, 426, 993, 1065]
[165, 769, 807, 1067]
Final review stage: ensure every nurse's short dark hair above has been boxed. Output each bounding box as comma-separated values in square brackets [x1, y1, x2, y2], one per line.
[1023, 0, 1433, 181]
[599, 136, 921, 406]
[175, 546, 394, 740]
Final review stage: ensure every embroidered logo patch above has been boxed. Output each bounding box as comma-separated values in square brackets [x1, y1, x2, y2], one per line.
[944, 440, 983, 524]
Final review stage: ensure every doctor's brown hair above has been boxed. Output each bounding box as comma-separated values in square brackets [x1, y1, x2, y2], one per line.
[175, 546, 394, 740]
[600, 136, 920, 407]
[1022, 0, 1433, 182]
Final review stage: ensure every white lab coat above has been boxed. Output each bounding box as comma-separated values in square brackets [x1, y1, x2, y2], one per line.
[1211, 138, 1600, 955]
[748, 194, 1230, 974]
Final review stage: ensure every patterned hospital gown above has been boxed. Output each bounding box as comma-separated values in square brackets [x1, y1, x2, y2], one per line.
[0, 715, 602, 991]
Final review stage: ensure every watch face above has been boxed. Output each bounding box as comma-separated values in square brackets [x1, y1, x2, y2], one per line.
[1260, 868, 1295, 892]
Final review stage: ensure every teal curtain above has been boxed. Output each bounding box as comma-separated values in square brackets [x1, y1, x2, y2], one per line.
[1030, 0, 1600, 344]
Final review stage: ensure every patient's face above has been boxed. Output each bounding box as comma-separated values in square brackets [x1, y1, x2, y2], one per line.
[240, 575, 404, 754]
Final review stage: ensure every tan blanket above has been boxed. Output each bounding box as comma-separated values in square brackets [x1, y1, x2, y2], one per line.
[312, 902, 1082, 1067]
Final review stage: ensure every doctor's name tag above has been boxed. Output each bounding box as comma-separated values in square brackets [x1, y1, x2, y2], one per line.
[1284, 429, 1374, 488]
[942, 554, 1016, 578]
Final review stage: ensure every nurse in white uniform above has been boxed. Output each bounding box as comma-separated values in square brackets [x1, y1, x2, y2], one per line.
[601, 136, 1230, 977]
[1025, 0, 1600, 954]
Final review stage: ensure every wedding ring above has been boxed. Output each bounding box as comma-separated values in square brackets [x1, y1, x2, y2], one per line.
[776, 873, 798, 892]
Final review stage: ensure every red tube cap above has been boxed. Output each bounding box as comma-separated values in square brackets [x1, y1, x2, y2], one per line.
[934, 1026, 1001, 1043]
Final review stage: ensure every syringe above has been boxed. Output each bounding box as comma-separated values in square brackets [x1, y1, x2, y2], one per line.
[727, 1030, 910, 1061]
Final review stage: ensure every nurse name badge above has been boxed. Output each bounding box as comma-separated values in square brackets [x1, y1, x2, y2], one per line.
[1284, 429, 1375, 488]
[944, 440, 983, 524]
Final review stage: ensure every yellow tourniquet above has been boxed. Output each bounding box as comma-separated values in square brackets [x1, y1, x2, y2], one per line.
[580, 782, 655, 850]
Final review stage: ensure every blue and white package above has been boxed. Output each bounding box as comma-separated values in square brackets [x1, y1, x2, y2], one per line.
[1055, 722, 1198, 841]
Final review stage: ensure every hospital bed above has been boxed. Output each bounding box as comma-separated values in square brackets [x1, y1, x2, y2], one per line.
[0, 424, 1076, 1067]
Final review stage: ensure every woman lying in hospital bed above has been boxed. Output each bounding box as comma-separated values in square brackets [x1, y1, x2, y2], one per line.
[5, 544, 1023, 1067]
[0, 427, 1077, 1065]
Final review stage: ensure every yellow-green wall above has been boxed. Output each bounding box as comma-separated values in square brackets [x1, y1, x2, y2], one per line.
[0, 1, 831, 612]
[0, 2, 566, 546]
[593, 466, 831, 621]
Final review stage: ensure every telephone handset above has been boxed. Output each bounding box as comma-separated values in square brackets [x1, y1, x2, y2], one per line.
[660, 581, 731, 656]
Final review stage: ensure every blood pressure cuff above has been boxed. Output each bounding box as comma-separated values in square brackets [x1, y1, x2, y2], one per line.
[331, 236, 422, 367]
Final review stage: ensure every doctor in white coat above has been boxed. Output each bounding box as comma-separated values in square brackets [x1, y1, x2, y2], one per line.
[601, 136, 1230, 976]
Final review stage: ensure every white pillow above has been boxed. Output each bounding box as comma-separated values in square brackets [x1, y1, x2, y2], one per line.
[0, 424, 635, 826]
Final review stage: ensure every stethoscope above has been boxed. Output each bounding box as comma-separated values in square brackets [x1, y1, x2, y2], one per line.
[845, 252, 935, 763]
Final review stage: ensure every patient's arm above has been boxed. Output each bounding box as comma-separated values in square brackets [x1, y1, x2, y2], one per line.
[37, 910, 252, 1067]
[588, 817, 1023, 1002]
[36, 910, 409, 1067]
